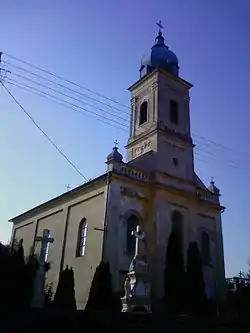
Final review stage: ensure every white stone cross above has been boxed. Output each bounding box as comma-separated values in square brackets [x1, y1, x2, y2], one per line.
[36, 229, 54, 265]
[31, 229, 54, 308]
[131, 225, 145, 256]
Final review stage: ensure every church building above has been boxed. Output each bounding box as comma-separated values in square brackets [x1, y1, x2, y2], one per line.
[9, 26, 226, 309]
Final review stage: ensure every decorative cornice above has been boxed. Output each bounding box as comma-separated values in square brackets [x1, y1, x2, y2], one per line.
[127, 68, 193, 92]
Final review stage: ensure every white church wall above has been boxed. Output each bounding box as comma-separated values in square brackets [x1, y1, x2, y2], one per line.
[157, 73, 191, 136]
[157, 135, 194, 181]
[154, 171, 194, 193]
[103, 179, 123, 290]
[35, 209, 66, 291]
[213, 213, 226, 300]
[13, 219, 36, 256]
[10, 177, 108, 309]
[129, 72, 158, 139]
[104, 176, 148, 291]
[63, 192, 105, 310]
[127, 151, 156, 171]
[151, 189, 192, 300]
[195, 210, 223, 299]
[119, 194, 145, 264]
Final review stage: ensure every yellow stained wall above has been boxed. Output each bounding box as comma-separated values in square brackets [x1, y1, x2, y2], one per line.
[11, 178, 107, 309]
[63, 193, 105, 309]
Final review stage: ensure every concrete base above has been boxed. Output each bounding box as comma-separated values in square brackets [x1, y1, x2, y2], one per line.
[121, 296, 151, 313]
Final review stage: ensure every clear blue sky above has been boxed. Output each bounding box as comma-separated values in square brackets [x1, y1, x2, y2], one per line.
[1, 0, 249, 277]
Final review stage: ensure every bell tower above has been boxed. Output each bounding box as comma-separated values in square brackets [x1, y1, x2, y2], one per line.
[126, 24, 195, 181]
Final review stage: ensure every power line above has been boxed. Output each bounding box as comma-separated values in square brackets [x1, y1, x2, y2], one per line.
[2, 53, 250, 171]
[3, 52, 130, 109]
[3, 55, 247, 159]
[7, 70, 129, 123]
[4, 74, 248, 168]
[3, 80, 250, 186]
[2, 60, 130, 115]
[3, 54, 246, 212]
[3, 56, 248, 161]
[4, 75, 249, 173]
[5, 78, 250, 177]
[1, 81, 90, 182]
[4, 77, 128, 130]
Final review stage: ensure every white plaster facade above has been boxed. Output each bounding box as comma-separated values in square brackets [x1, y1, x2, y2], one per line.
[102, 65, 225, 302]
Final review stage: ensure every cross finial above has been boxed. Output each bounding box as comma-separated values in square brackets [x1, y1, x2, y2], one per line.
[35, 229, 54, 264]
[131, 225, 145, 257]
[156, 20, 164, 32]
[210, 176, 214, 184]
[66, 184, 71, 191]
[114, 140, 118, 148]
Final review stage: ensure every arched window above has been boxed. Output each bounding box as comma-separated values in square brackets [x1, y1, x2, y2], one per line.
[201, 231, 211, 265]
[76, 218, 87, 257]
[170, 100, 179, 125]
[139, 101, 148, 125]
[171, 210, 183, 235]
[126, 214, 140, 255]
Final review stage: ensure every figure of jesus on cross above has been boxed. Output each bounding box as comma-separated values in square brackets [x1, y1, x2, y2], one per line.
[131, 225, 145, 257]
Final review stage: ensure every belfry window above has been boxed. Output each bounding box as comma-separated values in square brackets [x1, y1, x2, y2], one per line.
[201, 231, 211, 265]
[76, 218, 87, 257]
[126, 214, 139, 255]
[170, 100, 179, 125]
[139, 101, 148, 125]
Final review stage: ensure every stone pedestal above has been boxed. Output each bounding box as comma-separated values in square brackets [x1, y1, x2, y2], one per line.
[121, 254, 151, 313]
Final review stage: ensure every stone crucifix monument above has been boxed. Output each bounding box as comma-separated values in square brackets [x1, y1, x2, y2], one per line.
[121, 225, 151, 313]
[31, 229, 54, 308]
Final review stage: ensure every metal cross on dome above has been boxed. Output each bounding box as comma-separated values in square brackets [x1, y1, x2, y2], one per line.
[114, 140, 118, 148]
[156, 20, 164, 32]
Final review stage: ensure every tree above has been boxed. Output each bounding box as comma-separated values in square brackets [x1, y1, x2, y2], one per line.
[164, 231, 185, 313]
[0, 239, 27, 309]
[85, 261, 114, 311]
[0, 240, 51, 309]
[44, 282, 54, 308]
[53, 266, 76, 311]
[226, 263, 250, 318]
[186, 241, 207, 314]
